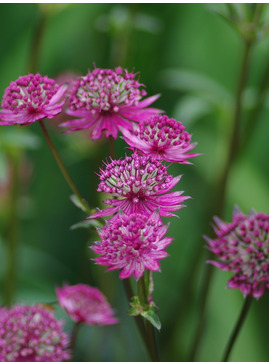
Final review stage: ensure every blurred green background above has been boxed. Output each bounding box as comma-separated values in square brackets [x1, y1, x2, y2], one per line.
[0, 3, 269, 361]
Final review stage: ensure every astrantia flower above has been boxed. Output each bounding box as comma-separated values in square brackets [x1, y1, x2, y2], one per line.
[92, 210, 173, 279]
[0, 304, 70, 362]
[60, 66, 161, 140]
[56, 283, 118, 325]
[206, 206, 269, 299]
[90, 153, 188, 219]
[0, 73, 67, 126]
[122, 114, 199, 164]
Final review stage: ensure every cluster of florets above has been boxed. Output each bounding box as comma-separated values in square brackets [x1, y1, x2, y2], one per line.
[60, 66, 161, 139]
[206, 206, 269, 299]
[122, 114, 199, 163]
[0, 66, 198, 284]
[92, 210, 173, 279]
[90, 153, 188, 220]
[68, 67, 146, 113]
[0, 73, 67, 126]
[0, 304, 70, 362]
[56, 283, 118, 325]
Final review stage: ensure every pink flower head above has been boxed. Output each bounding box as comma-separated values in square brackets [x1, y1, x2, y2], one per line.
[56, 283, 118, 326]
[90, 153, 189, 220]
[122, 114, 200, 164]
[0, 73, 67, 126]
[60, 66, 161, 140]
[92, 210, 173, 279]
[0, 304, 70, 362]
[206, 206, 269, 299]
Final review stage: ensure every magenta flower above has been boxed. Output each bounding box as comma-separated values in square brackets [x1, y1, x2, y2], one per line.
[122, 114, 199, 164]
[0, 73, 67, 126]
[0, 304, 70, 362]
[91, 210, 173, 279]
[206, 206, 269, 299]
[90, 153, 188, 220]
[59, 66, 161, 140]
[56, 283, 118, 326]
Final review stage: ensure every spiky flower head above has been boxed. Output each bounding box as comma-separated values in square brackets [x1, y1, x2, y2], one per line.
[206, 206, 269, 299]
[90, 153, 188, 220]
[0, 73, 67, 126]
[91, 210, 173, 279]
[56, 283, 118, 326]
[0, 304, 70, 362]
[60, 66, 161, 140]
[122, 114, 199, 164]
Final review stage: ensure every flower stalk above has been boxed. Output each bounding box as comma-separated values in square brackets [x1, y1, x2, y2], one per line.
[69, 322, 81, 360]
[222, 296, 252, 362]
[188, 35, 253, 363]
[137, 273, 159, 362]
[4, 154, 20, 306]
[38, 120, 92, 215]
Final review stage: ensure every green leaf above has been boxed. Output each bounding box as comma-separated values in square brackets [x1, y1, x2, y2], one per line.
[0, 129, 41, 151]
[70, 194, 88, 212]
[70, 219, 103, 230]
[142, 306, 161, 331]
[127, 296, 162, 331]
[128, 296, 144, 316]
[161, 68, 232, 106]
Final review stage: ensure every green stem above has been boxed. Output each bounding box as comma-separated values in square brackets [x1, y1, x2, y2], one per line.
[69, 321, 81, 360]
[188, 39, 253, 362]
[4, 154, 20, 306]
[242, 54, 269, 153]
[123, 279, 148, 355]
[137, 275, 159, 362]
[222, 296, 252, 362]
[38, 120, 92, 215]
[28, 10, 48, 74]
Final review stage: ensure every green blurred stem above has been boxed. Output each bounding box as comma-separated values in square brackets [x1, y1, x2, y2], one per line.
[188, 39, 253, 362]
[28, 9, 48, 74]
[137, 275, 159, 362]
[38, 120, 92, 215]
[242, 53, 269, 153]
[222, 296, 252, 362]
[69, 321, 81, 360]
[4, 154, 20, 306]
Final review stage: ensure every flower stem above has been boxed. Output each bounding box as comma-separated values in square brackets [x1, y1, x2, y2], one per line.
[69, 321, 81, 360]
[188, 39, 253, 361]
[123, 279, 148, 357]
[38, 120, 92, 215]
[4, 154, 20, 306]
[28, 9, 48, 74]
[137, 275, 159, 362]
[222, 295, 252, 362]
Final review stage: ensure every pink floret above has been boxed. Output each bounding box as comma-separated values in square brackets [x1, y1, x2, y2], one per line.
[206, 206, 269, 299]
[91, 210, 173, 280]
[90, 153, 189, 220]
[122, 114, 200, 164]
[56, 283, 118, 326]
[0, 304, 70, 362]
[0, 73, 67, 126]
[60, 66, 161, 140]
